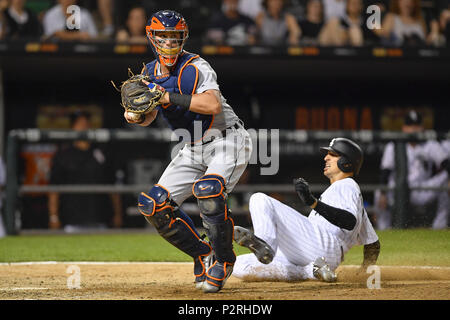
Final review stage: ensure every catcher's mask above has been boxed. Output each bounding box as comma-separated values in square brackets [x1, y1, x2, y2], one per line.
[146, 10, 189, 68]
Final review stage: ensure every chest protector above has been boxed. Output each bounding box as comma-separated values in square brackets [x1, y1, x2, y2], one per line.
[144, 52, 214, 142]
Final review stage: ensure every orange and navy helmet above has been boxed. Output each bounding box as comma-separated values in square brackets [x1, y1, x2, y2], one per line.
[146, 10, 189, 68]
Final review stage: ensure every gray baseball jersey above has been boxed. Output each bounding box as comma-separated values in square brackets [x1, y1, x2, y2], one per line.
[381, 141, 448, 189]
[190, 57, 240, 132]
[150, 53, 252, 206]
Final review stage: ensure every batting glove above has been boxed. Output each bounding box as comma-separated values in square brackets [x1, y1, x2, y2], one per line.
[294, 178, 317, 206]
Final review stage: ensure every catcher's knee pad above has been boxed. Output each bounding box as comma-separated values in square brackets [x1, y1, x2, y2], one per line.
[138, 184, 172, 228]
[193, 174, 229, 222]
[193, 175, 235, 264]
[138, 185, 211, 259]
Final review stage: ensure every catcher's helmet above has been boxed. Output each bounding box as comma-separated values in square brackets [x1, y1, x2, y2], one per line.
[146, 10, 189, 68]
[320, 138, 364, 175]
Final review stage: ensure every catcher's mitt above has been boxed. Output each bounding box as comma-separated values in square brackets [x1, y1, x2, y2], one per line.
[112, 69, 166, 122]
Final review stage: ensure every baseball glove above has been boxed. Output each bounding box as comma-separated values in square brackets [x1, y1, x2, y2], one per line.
[112, 69, 166, 122]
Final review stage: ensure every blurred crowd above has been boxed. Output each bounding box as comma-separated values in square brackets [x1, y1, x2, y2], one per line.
[0, 0, 449, 47]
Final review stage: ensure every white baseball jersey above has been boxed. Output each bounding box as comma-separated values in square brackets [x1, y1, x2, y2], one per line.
[441, 140, 450, 157]
[309, 178, 379, 253]
[233, 178, 378, 281]
[381, 141, 448, 190]
[376, 140, 449, 229]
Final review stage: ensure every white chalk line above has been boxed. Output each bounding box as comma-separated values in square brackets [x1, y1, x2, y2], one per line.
[0, 287, 50, 291]
[0, 262, 449, 270]
[0, 261, 192, 266]
[340, 265, 450, 270]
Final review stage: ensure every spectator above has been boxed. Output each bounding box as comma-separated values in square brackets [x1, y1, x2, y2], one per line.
[48, 110, 122, 233]
[0, 0, 41, 40]
[239, 0, 264, 19]
[373, 0, 439, 46]
[285, 0, 307, 21]
[0, 155, 5, 238]
[42, 0, 98, 41]
[298, 0, 325, 44]
[319, 0, 380, 46]
[205, 0, 258, 46]
[364, 0, 390, 13]
[255, 0, 301, 46]
[323, 0, 347, 21]
[79, 0, 115, 38]
[363, 0, 390, 32]
[115, 6, 147, 44]
[419, 0, 443, 46]
[373, 110, 449, 230]
[96, 0, 114, 37]
[440, 2, 450, 44]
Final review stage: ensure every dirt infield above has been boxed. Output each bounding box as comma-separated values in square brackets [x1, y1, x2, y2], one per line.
[0, 263, 449, 300]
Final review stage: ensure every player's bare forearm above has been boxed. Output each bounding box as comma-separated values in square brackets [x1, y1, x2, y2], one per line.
[190, 90, 222, 115]
[362, 240, 380, 269]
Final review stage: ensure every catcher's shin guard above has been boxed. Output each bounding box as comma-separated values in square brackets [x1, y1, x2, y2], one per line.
[138, 185, 211, 272]
[193, 175, 236, 292]
[199, 219, 235, 292]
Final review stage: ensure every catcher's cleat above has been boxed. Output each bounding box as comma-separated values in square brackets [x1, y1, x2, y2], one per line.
[202, 259, 234, 293]
[313, 257, 337, 283]
[233, 226, 275, 264]
[194, 253, 213, 290]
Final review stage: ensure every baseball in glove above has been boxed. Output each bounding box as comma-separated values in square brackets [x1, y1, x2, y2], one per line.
[112, 69, 166, 122]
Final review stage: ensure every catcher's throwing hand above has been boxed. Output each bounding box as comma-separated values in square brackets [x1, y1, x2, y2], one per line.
[294, 178, 317, 206]
[124, 109, 157, 125]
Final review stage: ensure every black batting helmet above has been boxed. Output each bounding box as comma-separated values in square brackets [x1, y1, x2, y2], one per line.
[320, 138, 364, 175]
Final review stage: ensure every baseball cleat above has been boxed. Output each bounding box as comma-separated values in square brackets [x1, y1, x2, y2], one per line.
[313, 257, 337, 283]
[233, 226, 275, 264]
[202, 260, 234, 293]
[194, 253, 213, 290]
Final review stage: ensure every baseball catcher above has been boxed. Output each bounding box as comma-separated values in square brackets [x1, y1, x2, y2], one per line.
[117, 10, 253, 294]
[112, 69, 166, 123]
